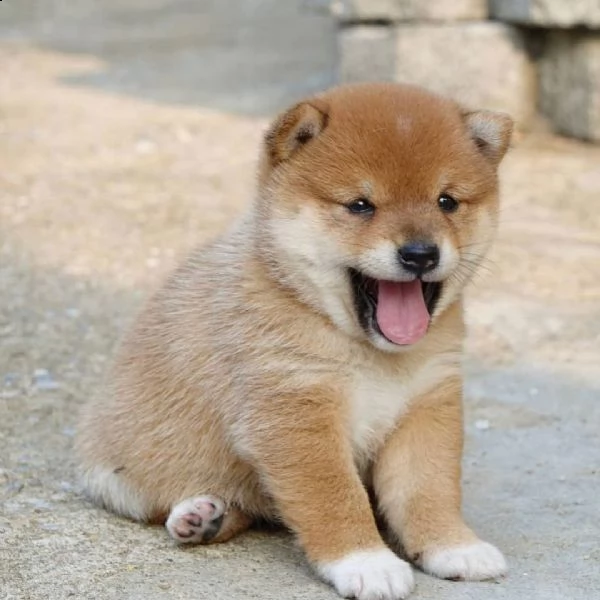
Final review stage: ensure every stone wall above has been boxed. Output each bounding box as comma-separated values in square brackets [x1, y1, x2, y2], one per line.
[334, 0, 600, 141]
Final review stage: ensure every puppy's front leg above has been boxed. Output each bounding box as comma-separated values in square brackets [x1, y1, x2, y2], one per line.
[373, 378, 506, 580]
[244, 389, 414, 600]
[373, 377, 506, 582]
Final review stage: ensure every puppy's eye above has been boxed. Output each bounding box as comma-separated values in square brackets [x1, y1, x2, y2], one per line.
[347, 198, 375, 215]
[438, 194, 459, 213]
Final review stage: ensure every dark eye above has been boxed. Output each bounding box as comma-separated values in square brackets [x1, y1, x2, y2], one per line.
[438, 194, 459, 213]
[347, 197, 375, 215]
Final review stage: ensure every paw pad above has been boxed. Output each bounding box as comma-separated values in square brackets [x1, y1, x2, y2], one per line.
[166, 495, 226, 544]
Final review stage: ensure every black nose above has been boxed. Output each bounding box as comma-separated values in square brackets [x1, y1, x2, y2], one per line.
[398, 242, 440, 275]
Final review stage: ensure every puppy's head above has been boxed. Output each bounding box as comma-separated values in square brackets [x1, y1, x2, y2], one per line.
[257, 83, 512, 352]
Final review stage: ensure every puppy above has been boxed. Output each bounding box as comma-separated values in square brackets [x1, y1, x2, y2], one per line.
[76, 82, 512, 600]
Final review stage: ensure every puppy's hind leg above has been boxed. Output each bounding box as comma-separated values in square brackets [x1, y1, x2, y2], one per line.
[166, 495, 252, 545]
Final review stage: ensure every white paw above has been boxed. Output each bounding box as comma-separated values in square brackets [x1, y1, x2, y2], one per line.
[422, 541, 507, 581]
[166, 495, 226, 544]
[318, 548, 415, 600]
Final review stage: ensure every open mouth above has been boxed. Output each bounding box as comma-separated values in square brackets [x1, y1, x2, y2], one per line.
[349, 269, 442, 346]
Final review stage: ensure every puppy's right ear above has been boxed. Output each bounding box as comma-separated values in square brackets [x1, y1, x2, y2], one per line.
[264, 100, 329, 166]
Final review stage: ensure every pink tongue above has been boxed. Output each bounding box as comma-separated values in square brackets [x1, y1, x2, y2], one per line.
[376, 280, 430, 345]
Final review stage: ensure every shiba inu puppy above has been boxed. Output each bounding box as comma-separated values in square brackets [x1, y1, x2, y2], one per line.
[77, 82, 513, 599]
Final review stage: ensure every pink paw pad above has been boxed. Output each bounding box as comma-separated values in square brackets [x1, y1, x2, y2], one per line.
[166, 495, 226, 544]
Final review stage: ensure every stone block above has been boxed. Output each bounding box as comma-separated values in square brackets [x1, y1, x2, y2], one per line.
[489, 0, 600, 28]
[339, 22, 536, 126]
[540, 31, 600, 141]
[339, 26, 397, 82]
[336, 0, 488, 22]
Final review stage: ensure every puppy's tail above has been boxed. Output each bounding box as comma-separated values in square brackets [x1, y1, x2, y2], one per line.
[80, 465, 155, 523]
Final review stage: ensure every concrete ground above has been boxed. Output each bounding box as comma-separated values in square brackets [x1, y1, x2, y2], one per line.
[0, 1, 598, 599]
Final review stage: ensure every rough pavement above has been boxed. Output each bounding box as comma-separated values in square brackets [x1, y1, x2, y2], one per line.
[1, 2, 599, 599]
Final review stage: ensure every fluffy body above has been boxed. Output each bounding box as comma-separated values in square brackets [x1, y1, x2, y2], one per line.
[77, 83, 512, 599]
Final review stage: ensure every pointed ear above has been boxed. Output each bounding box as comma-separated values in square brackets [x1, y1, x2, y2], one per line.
[463, 110, 514, 165]
[264, 100, 329, 165]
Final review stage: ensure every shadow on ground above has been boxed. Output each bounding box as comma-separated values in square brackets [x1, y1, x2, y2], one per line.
[0, 0, 337, 116]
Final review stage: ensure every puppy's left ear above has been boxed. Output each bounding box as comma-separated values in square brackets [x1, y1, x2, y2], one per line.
[463, 110, 514, 166]
[264, 100, 329, 166]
